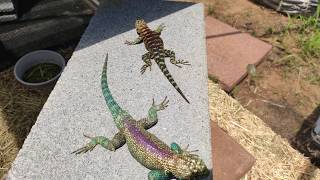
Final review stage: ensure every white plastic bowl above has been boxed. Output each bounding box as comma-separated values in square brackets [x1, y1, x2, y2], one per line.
[14, 50, 65, 87]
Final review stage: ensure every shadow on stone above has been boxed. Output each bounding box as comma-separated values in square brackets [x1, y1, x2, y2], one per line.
[0, 15, 91, 56]
[0, 41, 16, 71]
[0, 0, 95, 70]
[76, 0, 195, 51]
[16, 0, 41, 17]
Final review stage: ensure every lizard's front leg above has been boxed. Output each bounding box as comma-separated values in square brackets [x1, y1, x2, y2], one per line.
[170, 142, 184, 154]
[72, 132, 125, 154]
[140, 52, 153, 74]
[125, 36, 143, 45]
[164, 49, 191, 68]
[154, 23, 165, 35]
[138, 96, 169, 129]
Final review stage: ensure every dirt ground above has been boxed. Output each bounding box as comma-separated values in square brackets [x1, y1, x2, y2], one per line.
[206, 0, 320, 164]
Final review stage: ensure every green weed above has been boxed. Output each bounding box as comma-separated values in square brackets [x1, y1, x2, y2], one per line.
[207, 5, 215, 16]
[282, 5, 320, 59]
[265, 27, 274, 35]
[275, 54, 304, 71]
[301, 31, 320, 58]
[208, 75, 219, 83]
[230, 85, 240, 96]
[285, 5, 319, 32]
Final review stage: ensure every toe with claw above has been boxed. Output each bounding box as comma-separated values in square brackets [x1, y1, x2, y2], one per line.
[124, 40, 134, 45]
[140, 64, 151, 74]
[177, 59, 191, 66]
[72, 134, 98, 155]
[152, 96, 169, 111]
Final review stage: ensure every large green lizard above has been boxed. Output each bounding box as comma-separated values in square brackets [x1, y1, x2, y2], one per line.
[72, 54, 209, 180]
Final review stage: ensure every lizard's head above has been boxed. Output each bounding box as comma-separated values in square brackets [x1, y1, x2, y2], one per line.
[171, 151, 209, 179]
[135, 17, 148, 35]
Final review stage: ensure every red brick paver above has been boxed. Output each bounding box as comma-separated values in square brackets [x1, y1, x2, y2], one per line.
[212, 121, 255, 180]
[206, 16, 272, 92]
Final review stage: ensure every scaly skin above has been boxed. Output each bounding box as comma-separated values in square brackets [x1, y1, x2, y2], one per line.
[125, 18, 191, 104]
[72, 54, 209, 180]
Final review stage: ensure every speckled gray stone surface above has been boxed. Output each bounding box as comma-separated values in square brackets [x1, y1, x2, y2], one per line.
[7, 0, 212, 179]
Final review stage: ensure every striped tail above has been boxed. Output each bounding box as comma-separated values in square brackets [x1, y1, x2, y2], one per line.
[156, 59, 190, 103]
[101, 54, 124, 120]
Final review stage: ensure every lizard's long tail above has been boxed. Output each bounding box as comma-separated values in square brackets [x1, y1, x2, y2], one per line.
[101, 54, 124, 119]
[156, 60, 190, 104]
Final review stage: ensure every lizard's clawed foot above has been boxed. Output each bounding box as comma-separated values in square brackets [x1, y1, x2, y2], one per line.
[157, 23, 165, 31]
[72, 134, 98, 155]
[152, 96, 169, 111]
[154, 23, 166, 34]
[174, 59, 191, 68]
[124, 40, 134, 45]
[183, 144, 199, 154]
[72, 134, 115, 155]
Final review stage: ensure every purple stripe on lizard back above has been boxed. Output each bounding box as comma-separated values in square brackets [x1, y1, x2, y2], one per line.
[125, 121, 172, 158]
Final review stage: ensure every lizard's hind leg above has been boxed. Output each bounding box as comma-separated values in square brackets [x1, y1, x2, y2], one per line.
[72, 132, 126, 154]
[138, 97, 169, 129]
[164, 49, 191, 68]
[140, 52, 153, 74]
[148, 170, 173, 180]
[170, 142, 183, 154]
